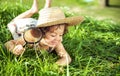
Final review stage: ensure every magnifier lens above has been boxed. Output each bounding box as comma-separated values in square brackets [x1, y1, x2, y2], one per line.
[24, 28, 42, 44]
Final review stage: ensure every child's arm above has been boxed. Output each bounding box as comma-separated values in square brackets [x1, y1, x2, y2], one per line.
[55, 42, 72, 66]
[4, 38, 25, 56]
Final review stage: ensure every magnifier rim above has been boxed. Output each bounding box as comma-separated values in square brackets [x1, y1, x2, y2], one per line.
[23, 27, 43, 44]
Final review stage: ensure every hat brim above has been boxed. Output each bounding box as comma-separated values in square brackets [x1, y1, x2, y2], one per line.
[36, 16, 84, 27]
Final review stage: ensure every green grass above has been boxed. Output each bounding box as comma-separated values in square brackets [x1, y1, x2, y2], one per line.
[76, 6, 120, 23]
[0, 1, 120, 76]
[110, 0, 120, 6]
[1, 0, 120, 23]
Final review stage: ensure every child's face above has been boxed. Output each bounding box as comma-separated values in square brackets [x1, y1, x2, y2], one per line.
[44, 24, 65, 47]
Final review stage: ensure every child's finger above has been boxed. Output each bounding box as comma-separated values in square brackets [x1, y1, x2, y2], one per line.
[13, 45, 24, 55]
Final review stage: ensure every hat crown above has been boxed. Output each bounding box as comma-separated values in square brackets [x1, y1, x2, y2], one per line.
[36, 7, 84, 27]
[37, 7, 65, 26]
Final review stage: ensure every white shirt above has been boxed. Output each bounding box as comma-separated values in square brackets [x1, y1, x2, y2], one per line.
[8, 18, 37, 40]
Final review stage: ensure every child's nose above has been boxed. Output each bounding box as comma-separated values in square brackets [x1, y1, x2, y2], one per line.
[56, 36, 62, 42]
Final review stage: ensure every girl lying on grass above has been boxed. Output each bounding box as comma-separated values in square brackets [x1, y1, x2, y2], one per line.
[4, 0, 84, 66]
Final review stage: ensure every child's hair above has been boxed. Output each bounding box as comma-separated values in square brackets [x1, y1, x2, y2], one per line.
[40, 23, 68, 36]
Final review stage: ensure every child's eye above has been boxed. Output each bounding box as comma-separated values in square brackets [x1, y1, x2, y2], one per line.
[51, 34, 56, 37]
[60, 35, 63, 37]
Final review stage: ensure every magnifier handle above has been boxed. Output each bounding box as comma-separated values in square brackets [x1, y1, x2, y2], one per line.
[23, 43, 27, 47]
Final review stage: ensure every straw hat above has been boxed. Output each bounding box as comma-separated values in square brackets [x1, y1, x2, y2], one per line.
[36, 7, 84, 27]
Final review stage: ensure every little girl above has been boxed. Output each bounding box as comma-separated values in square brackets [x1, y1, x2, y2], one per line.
[5, 0, 84, 66]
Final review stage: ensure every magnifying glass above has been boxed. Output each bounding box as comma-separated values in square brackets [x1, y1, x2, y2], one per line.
[23, 27, 43, 47]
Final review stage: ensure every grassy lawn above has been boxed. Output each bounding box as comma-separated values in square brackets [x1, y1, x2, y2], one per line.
[0, 0, 120, 76]
[75, 6, 120, 23]
[110, 0, 120, 5]
[1, 0, 119, 22]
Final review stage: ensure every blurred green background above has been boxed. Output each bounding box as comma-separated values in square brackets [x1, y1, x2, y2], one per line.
[0, 0, 120, 22]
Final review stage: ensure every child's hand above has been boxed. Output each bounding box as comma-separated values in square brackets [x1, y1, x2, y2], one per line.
[56, 55, 72, 66]
[12, 44, 25, 55]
